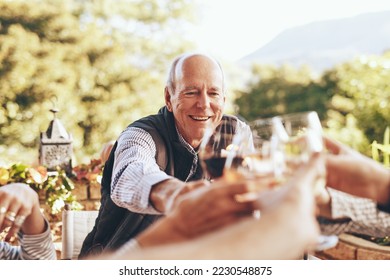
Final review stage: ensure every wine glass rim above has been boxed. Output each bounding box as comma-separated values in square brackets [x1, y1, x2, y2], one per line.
[250, 117, 274, 126]
[272, 111, 318, 120]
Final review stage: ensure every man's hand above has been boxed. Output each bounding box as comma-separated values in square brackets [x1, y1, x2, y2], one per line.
[325, 136, 390, 205]
[150, 178, 210, 213]
[138, 178, 255, 247]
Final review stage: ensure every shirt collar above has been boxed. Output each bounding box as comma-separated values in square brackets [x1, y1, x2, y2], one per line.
[175, 125, 197, 156]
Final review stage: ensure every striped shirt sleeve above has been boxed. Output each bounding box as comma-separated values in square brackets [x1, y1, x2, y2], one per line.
[111, 127, 172, 214]
[0, 219, 56, 260]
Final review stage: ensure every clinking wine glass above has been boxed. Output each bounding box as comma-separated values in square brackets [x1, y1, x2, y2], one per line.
[229, 118, 282, 217]
[200, 117, 283, 199]
[240, 118, 284, 194]
[223, 118, 284, 209]
[273, 111, 325, 192]
[198, 118, 248, 181]
[272, 111, 338, 253]
[199, 118, 268, 215]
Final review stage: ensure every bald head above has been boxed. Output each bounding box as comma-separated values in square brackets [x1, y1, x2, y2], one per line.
[166, 53, 226, 95]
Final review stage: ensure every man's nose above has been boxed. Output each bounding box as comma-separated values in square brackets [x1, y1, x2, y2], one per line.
[197, 91, 210, 108]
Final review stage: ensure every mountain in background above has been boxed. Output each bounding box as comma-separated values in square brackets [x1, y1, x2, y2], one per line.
[240, 10, 390, 73]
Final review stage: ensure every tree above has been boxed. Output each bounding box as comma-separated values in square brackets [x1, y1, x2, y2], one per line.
[234, 53, 390, 155]
[325, 52, 390, 150]
[0, 0, 195, 164]
[235, 63, 330, 121]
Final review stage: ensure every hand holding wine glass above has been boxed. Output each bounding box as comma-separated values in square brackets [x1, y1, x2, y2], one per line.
[272, 111, 338, 253]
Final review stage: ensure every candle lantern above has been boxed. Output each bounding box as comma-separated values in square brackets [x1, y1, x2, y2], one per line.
[39, 108, 73, 175]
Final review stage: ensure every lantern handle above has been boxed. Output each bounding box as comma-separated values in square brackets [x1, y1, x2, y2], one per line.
[50, 96, 59, 118]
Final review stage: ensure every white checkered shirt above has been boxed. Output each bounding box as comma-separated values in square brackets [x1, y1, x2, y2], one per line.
[320, 188, 390, 237]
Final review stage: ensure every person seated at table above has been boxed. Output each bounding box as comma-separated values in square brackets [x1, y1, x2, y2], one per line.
[319, 137, 390, 237]
[107, 139, 390, 260]
[0, 183, 56, 260]
[106, 154, 322, 260]
[79, 52, 253, 258]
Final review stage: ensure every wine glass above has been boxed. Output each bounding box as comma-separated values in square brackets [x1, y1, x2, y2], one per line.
[272, 111, 326, 196]
[240, 118, 283, 193]
[232, 118, 281, 217]
[200, 118, 278, 221]
[272, 111, 338, 253]
[198, 118, 248, 180]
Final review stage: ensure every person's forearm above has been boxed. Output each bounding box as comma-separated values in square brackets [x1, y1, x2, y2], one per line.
[121, 202, 314, 260]
[325, 154, 390, 212]
[21, 204, 46, 235]
[359, 161, 390, 206]
[20, 219, 57, 260]
[111, 127, 172, 214]
[136, 215, 186, 247]
[376, 168, 390, 206]
[150, 178, 185, 213]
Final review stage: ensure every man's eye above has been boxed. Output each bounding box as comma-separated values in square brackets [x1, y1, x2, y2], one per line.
[184, 91, 197, 95]
[209, 92, 220, 96]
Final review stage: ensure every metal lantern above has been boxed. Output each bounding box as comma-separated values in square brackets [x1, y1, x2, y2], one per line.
[39, 108, 73, 175]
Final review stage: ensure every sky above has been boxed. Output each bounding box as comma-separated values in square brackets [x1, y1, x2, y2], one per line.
[191, 0, 390, 61]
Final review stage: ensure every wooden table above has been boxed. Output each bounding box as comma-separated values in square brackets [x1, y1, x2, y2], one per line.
[315, 233, 390, 260]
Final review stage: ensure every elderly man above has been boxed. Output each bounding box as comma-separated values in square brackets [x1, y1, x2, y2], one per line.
[79, 53, 253, 258]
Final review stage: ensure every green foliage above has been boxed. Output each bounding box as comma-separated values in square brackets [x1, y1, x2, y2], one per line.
[324, 112, 370, 153]
[0, 158, 105, 214]
[326, 53, 390, 146]
[236, 53, 390, 155]
[0, 0, 195, 164]
[0, 163, 81, 214]
[235, 64, 330, 121]
[372, 127, 390, 167]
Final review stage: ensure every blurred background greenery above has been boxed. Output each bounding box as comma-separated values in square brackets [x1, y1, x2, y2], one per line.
[0, 0, 389, 167]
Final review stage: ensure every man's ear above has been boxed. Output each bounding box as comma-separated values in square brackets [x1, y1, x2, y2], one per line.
[165, 87, 173, 112]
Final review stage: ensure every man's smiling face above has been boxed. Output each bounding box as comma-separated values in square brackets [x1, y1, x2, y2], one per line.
[165, 54, 225, 148]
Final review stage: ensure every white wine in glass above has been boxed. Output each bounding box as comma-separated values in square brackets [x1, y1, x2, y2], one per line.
[224, 118, 282, 203]
[243, 118, 284, 192]
[272, 111, 338, 252]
